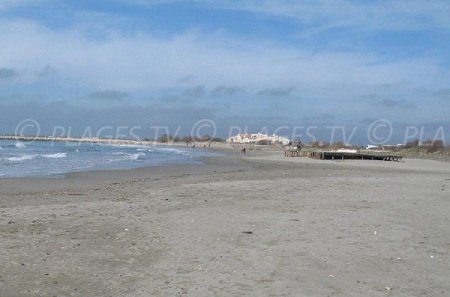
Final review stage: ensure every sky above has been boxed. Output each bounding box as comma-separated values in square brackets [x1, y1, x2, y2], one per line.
[0, 0, 449, 143]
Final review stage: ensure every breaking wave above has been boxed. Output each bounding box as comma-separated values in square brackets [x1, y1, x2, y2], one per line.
[41, 153, 67, 159]
[6, 154, 37, 162]
[111, 152, 146, 161]
[124, 153, 146, 161]
[15, 142, 26, 149]
[5, 153, 67, 162]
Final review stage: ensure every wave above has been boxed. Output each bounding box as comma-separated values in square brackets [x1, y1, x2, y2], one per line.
[15, 142, 26, 149]
[6, 154, 37, 162]
[124, 153, 146, 161]
[5, 152, 67, 162]
[157, 147, 191, 156]
[41, 153, 67, 159]
[112, 152, 126, 155]
[111, 152, 146, 161]
[137, 148, 156, 153]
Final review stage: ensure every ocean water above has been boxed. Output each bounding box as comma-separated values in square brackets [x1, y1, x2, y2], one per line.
[0, 140, 219, 178]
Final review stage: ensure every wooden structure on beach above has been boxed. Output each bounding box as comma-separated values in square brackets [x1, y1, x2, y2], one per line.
[284, 149, 301, 157]
[285, 149, 402, 161]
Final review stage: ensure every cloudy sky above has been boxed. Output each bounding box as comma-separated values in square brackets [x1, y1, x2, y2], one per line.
[0, 0, 449, 143]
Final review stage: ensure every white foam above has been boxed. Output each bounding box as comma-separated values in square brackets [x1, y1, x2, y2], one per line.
[15, 142, 26, 149]
[124, 153, 146, 161]
[111, 151, 146, 160]
[7, 154, 37, 162]
[41, 153, 67, 159]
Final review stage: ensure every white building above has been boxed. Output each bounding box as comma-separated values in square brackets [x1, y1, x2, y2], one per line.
[227, 133, 290, 145]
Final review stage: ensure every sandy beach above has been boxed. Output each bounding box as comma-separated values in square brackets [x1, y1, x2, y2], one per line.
[1, 150, 449, 297]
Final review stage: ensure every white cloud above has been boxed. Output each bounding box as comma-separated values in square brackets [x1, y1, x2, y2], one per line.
[0, 0, 448, 130]
[0, 16, 448, 128]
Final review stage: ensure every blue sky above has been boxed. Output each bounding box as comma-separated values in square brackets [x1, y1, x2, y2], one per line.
[0, 0, 449, 143]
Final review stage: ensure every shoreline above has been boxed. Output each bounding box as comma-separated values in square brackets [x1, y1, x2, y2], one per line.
[1, 139, 448, 182]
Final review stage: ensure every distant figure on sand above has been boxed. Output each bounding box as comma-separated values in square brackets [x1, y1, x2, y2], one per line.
[241, 147, 246, 155]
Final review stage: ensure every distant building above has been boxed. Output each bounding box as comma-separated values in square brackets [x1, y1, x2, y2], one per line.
[365, 144, 381, 150]
[365, 144, 403, 150]
[227, 133, 290, 145]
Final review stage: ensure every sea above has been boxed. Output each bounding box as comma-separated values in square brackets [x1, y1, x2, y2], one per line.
[0, 140, 219, 178]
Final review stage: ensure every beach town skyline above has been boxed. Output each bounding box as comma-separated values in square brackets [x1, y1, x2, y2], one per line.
[2, 117, 447, 146]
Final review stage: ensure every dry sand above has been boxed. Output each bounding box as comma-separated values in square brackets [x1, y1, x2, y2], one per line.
[1, 150, 449, 296]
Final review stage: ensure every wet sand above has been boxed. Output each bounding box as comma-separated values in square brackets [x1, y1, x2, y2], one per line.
[1, 151, 449, 296]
